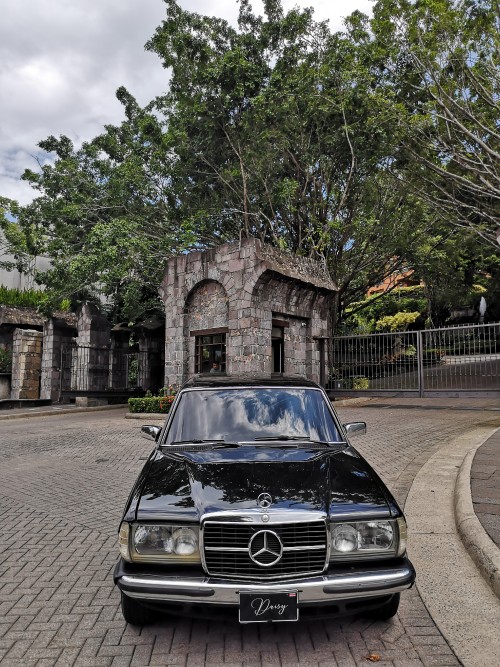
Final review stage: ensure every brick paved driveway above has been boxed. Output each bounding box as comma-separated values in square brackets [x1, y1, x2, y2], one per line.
[1, 406, 497, 667]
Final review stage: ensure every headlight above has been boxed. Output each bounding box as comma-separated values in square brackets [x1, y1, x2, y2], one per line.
[330, 519, 404, 560]
[119, 523, 201, 563]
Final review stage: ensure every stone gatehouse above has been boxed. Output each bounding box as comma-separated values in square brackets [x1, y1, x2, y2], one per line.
[161, 238, 336, 386]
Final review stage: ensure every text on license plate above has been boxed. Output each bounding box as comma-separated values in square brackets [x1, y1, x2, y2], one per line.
[239, 591, 299, 623]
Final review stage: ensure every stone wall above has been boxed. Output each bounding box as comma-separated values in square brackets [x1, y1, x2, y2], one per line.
[161, 238, 336, 385]
[10, 329, 43, 399]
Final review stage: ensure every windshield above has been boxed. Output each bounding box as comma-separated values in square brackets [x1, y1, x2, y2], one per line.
[165, 388, 341, 445]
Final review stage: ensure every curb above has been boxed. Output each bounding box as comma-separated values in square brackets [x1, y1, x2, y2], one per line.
[0, 404, 127, 421]
[125, 412, 166, 420]
[332, 397, 374, 407]
[454, 434, 500, 600]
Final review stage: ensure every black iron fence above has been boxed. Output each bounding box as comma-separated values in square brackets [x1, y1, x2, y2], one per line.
[60, 344, 151, 398]
[330, 322, 500, 397]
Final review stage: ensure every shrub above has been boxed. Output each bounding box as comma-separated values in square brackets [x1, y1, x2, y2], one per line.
[352, 377, 370, 390]
[0, 286, 71, 311]
[128, 395, 176, 413]
[375, 312, 421, 332]
[0, 286, 43, 308]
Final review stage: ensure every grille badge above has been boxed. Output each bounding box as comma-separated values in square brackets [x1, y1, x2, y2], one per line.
[248, 530, 283, 567]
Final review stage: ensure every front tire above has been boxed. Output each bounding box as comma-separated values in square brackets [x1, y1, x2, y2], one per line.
[373, 593, 400, 620]
[121, 593, 155, 626]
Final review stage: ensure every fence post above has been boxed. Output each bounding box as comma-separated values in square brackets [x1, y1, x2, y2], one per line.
[417, 330, 424, 398]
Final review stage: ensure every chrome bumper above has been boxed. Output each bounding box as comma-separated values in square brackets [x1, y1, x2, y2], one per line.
[116, 560, 415, 605]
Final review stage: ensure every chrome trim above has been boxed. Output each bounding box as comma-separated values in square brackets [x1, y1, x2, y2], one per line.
[205, 545, 326, 553]
[200, 512, 329, 579]
[118, 562, 415, 605]
[201, 509, 326, 524]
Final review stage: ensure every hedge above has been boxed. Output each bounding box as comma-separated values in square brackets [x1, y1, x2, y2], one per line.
[128, 396, 175, 413]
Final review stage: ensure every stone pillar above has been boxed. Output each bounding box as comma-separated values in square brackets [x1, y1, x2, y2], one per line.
[40, 318, 77, 402]
[75, 303, 111, 406]
[10, 329, 43, 399]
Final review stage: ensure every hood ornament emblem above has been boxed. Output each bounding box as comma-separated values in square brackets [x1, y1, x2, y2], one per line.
[257, 493, 272, 509]
[248, 530, 283, 567]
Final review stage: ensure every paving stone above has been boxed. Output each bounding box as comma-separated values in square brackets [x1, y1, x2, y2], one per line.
[1, 407, 481, 667]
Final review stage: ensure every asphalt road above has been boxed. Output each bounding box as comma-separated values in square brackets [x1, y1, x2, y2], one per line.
[1, 405, 498, 667]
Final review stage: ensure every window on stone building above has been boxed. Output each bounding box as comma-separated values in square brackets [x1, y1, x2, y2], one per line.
[195, 333, 226, 374]
[271, 325, 284, 374]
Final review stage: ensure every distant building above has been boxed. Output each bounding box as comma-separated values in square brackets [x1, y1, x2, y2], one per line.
[0, 230, 50, 291]
[367, 266, 420, 297]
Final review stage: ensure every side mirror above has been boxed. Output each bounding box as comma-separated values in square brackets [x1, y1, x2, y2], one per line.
[141, 425, 161, 442]
[343, 422, 367, 436]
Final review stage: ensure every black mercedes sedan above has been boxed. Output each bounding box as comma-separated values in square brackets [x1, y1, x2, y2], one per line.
[114, 377, 415, 625]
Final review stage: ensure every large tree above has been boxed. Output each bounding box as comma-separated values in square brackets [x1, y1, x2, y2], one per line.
[6, 0, 492, 331]
[147, 0, 434, 328]
[371, 0, 500, 246]
[6, 89, 185, 321]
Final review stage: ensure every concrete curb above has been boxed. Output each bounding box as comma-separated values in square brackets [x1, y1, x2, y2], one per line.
[0, 404, 127, 421]
[454, 433, 500, 600]
[125, 412, 166, 420]
[332, 396, 374, 407]
[404, 426, 500, 666]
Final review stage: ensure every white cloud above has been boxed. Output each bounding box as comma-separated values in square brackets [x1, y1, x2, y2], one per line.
[0, 0, 372, 205]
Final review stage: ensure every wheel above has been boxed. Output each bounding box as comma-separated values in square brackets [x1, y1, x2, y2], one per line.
[120, 593, 155, 626]
[373, 593, 400, 620]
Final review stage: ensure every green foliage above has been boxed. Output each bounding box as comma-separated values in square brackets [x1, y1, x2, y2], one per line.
[128, 395, 175, 413]
[376, 312, 421, 332]
[4, 0, 498, 331]
[352, 377, 370, 390]
[345, 286, 428, 332]
[0, 286, 73, 312]
[0, 347, 12, 373]
[0, 286, 44, 308]
[371, 0, 500, 246]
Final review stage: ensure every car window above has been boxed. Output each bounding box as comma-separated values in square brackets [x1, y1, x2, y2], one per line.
[165, 388, 341, 444]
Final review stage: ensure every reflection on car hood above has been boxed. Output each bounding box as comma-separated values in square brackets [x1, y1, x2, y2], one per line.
[136, 446, 394, 521]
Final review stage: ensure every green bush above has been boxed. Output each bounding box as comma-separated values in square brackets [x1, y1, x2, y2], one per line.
[0, 286, 43, 308]
[128, 395, 175, 413]
[0, 286, 71, 311]
[376, 312, 421, 332]
[344, 287, 428, 334]
[0, 347, 12, 373]
[352, 377, 370, 390]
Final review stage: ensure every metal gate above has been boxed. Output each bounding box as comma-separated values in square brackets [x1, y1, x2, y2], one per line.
[60, 344, 149, 399]
[330, 322, 500, 397]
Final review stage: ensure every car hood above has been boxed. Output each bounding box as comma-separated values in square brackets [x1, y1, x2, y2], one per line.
[135, 446, 395, 521]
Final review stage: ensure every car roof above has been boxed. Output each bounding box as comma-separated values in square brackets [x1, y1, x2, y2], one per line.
[181, 375, 321, 390]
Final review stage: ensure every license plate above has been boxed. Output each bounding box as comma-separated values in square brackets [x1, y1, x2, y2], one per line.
[239, 591, 299, 623]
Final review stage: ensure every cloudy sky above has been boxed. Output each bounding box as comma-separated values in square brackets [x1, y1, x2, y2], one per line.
[0, 0, 372, 206]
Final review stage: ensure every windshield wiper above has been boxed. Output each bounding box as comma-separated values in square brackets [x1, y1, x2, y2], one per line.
[165, 439, 239, 448]
[253, 435, 347, 447]
[254, 435, 310, 441]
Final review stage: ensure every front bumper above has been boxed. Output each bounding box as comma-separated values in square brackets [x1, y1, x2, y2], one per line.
[114, 558, 415, 606]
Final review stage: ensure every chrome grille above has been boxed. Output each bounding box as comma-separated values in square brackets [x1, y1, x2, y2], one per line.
[203, 520, 327, 579]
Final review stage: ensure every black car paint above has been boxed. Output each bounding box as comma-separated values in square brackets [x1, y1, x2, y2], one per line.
[121, 379, 400, 524]
[131, 446, 398, 522]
